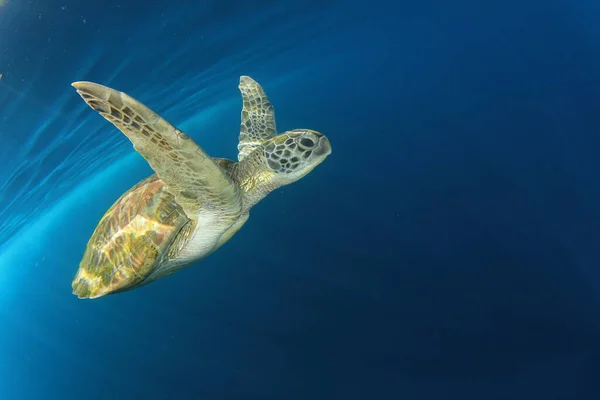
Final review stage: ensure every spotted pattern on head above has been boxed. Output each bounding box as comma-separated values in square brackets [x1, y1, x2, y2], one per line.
[263, 130, 322, 174]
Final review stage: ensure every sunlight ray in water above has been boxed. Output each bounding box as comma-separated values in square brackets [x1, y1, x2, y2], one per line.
[0, 3, 336, 246]
[1, 0, 600, 398]
[0, 152, 136, 284]
[0, 85, 243, 258]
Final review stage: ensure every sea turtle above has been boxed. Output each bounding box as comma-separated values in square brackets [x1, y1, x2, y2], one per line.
[71, 76, 331, 299]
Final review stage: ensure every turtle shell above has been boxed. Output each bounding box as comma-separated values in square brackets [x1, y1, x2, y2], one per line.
[72, 174, 190, 299]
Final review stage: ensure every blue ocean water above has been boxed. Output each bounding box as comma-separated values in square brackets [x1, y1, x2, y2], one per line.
[1, 0, 600, 398]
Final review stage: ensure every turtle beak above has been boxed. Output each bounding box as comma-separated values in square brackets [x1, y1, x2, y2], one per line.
[314, 136, 332, 157]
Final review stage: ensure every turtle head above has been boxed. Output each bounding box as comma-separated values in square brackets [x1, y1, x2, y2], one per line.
[234, 129, 331, 211]
[262, 129, 332, 184]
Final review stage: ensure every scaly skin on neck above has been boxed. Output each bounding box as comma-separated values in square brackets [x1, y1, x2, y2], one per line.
[228, 149, 280, 213]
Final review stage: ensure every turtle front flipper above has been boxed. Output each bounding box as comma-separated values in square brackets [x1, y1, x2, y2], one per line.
[237, 76, 276, 161]
[72, 82, 242, 222]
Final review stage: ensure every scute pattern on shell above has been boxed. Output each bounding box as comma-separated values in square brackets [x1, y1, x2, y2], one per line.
[72, 174, 189, 299]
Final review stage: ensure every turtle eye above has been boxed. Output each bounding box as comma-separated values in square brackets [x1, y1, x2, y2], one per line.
[299, 137, 315, 148]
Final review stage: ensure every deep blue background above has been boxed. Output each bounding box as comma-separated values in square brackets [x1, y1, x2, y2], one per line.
[1, 1, 600, 399]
